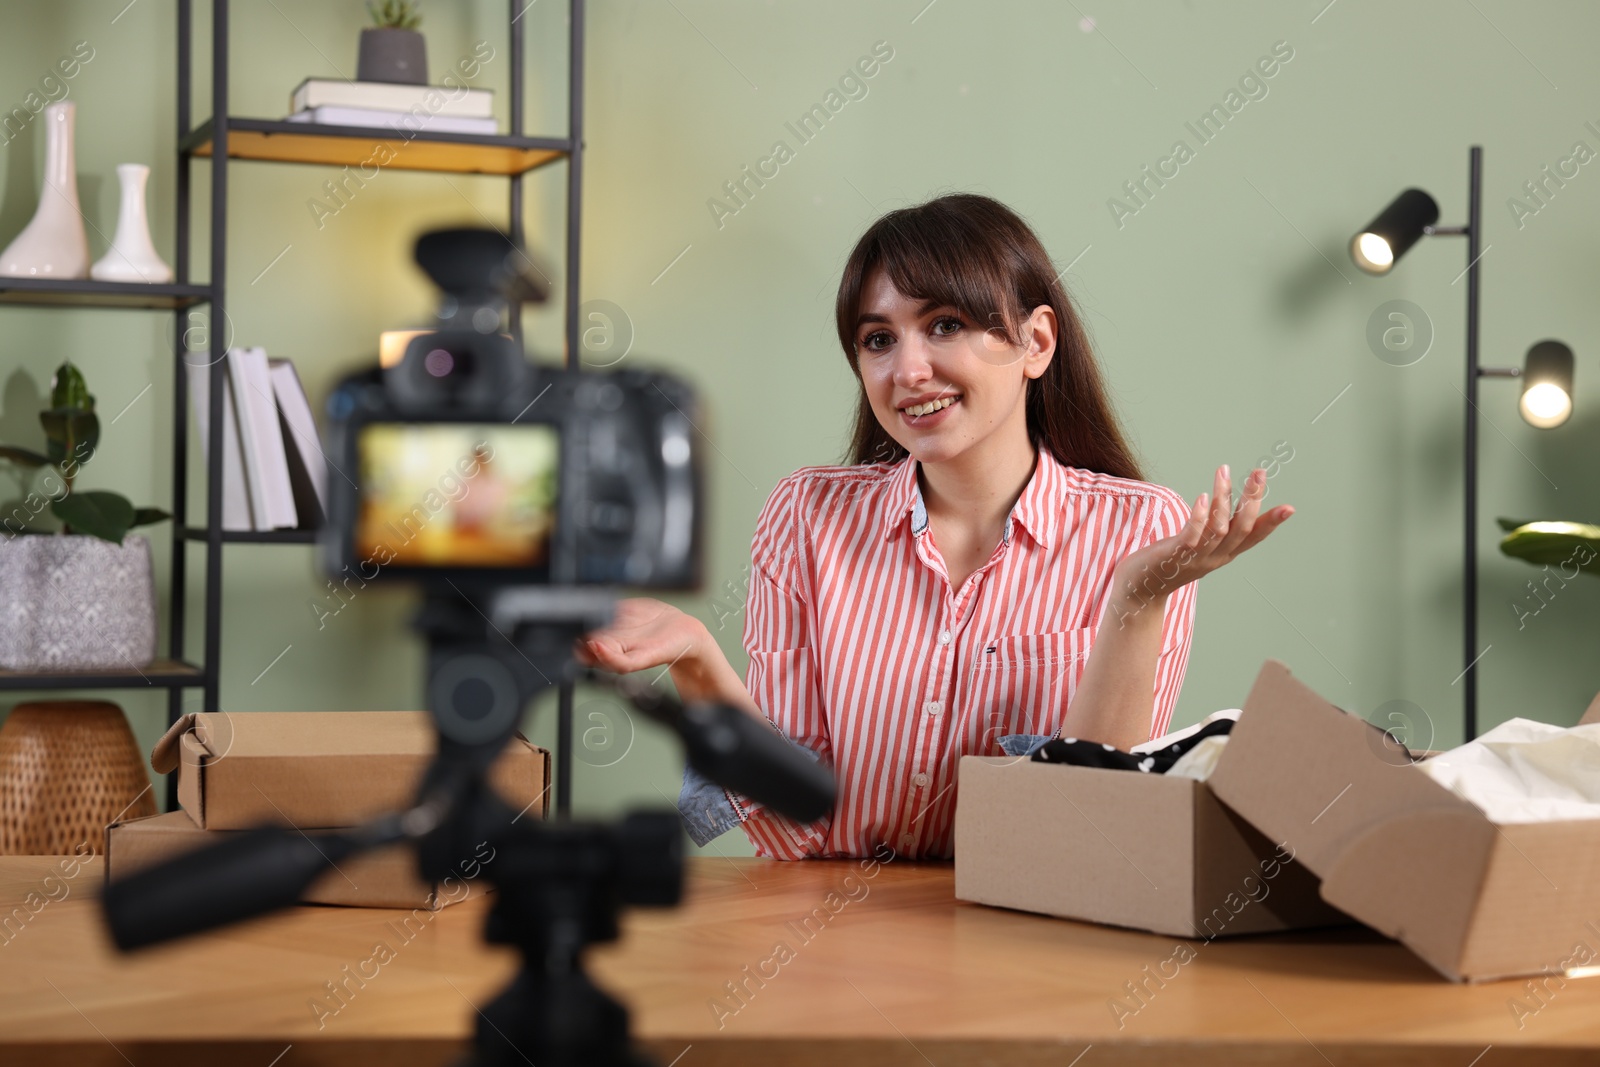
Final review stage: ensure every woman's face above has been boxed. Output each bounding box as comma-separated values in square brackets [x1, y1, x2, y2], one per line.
[853, 268, 1054, 466]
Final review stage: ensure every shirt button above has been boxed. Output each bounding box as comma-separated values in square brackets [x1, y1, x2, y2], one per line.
[911, 772, 930, 788]
[938, 630, 952, 646]
[926, 700, 942, 716]
[900, 833, 915, 850]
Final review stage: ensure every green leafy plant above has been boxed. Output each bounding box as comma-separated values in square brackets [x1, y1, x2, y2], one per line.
[0, 362, 170, 544]
[366, 0, 422, 30]
[1497, 516, 1600, 578]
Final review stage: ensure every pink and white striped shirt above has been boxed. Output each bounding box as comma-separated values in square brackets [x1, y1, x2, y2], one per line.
[726, 446, 1198, 860]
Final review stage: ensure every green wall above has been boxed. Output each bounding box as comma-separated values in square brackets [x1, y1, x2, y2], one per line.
[2, 1, 1597, 857]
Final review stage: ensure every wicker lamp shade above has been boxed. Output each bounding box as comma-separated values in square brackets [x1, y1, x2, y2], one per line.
[0, 700, 157, 855]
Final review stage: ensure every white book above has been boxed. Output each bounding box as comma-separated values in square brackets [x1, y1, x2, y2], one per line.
[268, 358, 328, 526]
[227, 347, 299, 530]
[290, 78, 494, 119]
[185, 355, 254, 531]
[286, 106, 497, 136]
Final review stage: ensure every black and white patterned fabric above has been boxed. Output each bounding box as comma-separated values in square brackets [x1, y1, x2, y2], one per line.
[1028, 718, 1237, 773]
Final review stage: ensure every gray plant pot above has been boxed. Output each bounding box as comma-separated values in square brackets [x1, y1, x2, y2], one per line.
[0, 533, 157, 671]
[357, 27, 428, 85]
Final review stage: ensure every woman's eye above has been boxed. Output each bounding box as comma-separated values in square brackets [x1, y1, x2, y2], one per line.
[860, 330, 893, 352]
[932, 316, 963, 337]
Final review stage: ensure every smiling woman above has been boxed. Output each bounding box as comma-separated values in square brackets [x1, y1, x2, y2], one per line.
[577, 193, 1294, 860]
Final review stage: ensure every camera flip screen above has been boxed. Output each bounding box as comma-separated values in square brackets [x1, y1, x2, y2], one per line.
[354, 423, 559, 572]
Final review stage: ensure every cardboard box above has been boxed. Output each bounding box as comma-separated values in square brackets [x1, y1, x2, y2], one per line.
[1208, 659, 1600, 983]
[105, 811, 490, 909]
[150, 711, 550, 830]
[954, 746, 1349, 939]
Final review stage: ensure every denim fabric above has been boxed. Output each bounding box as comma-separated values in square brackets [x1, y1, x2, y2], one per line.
[675, 732, 1051, 846]
[996, 732, 1052, 758]
[676, 740, 824, 847]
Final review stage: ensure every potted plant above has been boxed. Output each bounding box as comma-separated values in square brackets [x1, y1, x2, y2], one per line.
[0, 361, 170, 670]
[358, 0, 427, 85]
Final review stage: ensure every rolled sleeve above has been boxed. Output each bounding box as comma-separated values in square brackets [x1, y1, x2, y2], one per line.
[1146, 490, 1199, 741]
[727, 477, 834, 859]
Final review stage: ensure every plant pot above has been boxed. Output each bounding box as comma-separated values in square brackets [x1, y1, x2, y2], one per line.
[0, 533, 157, 671]
[357, 27, 428, 85]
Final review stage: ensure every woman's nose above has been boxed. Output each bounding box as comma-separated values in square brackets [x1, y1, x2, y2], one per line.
[893, 337, 934, 385]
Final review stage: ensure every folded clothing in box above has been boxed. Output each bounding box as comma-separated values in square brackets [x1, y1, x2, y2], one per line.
[1208, 659, 1600, 982]
[105, 810, 490, 909]
[955, 708, 1348, 938]
[150, 711, 549, 829]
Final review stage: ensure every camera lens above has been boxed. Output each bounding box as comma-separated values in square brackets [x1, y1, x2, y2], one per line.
[425, 348, 456, 377]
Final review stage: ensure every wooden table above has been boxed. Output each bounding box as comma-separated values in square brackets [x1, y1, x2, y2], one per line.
[2, 853, 1597, 1065]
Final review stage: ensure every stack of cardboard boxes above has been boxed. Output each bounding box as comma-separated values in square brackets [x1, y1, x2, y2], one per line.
[105, 711, 550, 910]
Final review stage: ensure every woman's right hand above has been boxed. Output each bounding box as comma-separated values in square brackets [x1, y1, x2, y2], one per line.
[574, 597, 750, 710]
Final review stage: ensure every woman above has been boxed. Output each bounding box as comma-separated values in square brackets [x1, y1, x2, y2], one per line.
[574, 193, 1292, 860]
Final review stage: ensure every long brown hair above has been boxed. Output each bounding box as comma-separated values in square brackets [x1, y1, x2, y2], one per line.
[834, 193, 1144, 481]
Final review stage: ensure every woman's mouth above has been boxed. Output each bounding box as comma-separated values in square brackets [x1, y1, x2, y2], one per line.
[900, 395, 961, 426]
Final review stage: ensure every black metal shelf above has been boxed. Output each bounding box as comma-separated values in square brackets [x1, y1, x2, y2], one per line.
[182, 118, 571, 176]
[0, 1, 585, 818]
[0, 659, 205, 691]
[181, 526, 318, 544]
[0, 278, 211, 309]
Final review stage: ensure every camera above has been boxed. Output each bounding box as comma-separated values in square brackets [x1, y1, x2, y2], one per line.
[320, 228, 702, 591]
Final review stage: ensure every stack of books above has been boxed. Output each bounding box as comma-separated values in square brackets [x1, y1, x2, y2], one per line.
[187, 349, 328, 532]
[285, 78, 496, 136]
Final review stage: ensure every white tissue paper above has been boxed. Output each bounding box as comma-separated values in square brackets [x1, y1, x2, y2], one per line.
[1415, 718, 1600, 824]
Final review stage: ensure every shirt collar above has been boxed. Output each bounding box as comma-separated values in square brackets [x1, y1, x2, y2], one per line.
[880, 447, 1059, 550]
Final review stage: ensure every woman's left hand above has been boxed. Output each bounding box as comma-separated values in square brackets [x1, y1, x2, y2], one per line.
[1111, 463, 1293, 612]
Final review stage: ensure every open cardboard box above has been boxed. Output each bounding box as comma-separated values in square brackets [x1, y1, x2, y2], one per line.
[151, 711, 550, 829]
[105, 811, 489, 909]
[1208, 659, 1600, 983]
[955, 731, 1350, 938]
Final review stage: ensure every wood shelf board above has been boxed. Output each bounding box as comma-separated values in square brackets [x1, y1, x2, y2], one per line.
[0, 658, 204, 690]
[190, 124, 568, 176]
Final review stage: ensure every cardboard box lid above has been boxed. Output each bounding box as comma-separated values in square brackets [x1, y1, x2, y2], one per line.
[152, 711, 550, 830]
[1209, 659, 1600, 982]
[152, 711, 481, 769]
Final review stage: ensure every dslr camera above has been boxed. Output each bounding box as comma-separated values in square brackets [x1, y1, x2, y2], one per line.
[321, 228, 701, 592]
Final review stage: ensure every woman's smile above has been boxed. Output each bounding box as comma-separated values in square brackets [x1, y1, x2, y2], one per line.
[900, 394, 962, 427]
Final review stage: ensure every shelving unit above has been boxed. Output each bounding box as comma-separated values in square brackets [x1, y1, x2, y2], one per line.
[0, 0, 587, 815]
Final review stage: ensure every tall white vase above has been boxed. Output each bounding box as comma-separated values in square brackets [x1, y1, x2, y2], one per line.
[0, 101, 90, 279]
[91, 164, 172, 283]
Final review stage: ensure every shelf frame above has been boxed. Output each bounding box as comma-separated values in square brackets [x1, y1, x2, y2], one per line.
[0, 278, 211, 309]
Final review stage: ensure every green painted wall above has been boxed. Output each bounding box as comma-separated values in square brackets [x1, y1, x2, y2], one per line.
[2, 1, 1597, 858]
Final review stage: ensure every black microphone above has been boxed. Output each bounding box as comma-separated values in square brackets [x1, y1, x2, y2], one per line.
[605, 672, 835, 823]
[102, 824, 370, 951]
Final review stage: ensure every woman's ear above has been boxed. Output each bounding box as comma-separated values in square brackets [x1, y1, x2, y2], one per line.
[1023, 304, 1057, 380]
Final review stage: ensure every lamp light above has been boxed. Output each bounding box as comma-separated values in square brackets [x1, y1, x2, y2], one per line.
[1519, 340, 1575, 429]
[1350, 188, 1440, 275]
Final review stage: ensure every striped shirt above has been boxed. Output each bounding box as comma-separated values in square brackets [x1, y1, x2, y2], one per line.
[726, 446, 1198, 860]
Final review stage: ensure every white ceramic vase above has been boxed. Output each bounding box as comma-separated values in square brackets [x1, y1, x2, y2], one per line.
[0, 100, 90, 279]
[91, 163, 172, 283]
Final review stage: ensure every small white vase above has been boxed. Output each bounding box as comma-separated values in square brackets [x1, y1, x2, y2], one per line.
[0, 100, 90, 279]
[91, 163, 172, 283]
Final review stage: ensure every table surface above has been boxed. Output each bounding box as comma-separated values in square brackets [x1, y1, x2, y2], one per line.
[2, 853, 1597, 1066]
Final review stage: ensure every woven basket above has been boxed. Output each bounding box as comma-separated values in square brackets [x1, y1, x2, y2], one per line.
[0, 700, 156, 855]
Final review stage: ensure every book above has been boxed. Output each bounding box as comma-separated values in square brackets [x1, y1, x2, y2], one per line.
[226, 347, 299, 530]
[290, 78, 493, 119]
[286, 106, 497, 136]
[268, 358, 328, 528]
[184, 356, 253, 531]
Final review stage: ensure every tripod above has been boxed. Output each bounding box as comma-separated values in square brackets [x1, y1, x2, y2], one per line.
[102, 585, 835, 1066]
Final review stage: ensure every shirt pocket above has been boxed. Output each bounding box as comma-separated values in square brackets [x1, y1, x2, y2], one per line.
[968, 625, 1096, 751]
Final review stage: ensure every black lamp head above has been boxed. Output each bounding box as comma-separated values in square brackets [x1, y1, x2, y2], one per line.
[1351, 188, 1440, 274]
[1520, 340, 1575, 429]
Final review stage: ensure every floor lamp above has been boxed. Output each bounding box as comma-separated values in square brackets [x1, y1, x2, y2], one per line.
[1349, 146, 1576, 742]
